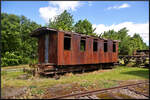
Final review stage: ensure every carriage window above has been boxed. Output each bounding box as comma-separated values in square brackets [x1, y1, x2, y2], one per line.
[104, 41, 108, 52]
[113, 42, 116, 52]
[64, 34, 71, 50]
[93, 40, 98, 51]
[80, 37, 86, 51]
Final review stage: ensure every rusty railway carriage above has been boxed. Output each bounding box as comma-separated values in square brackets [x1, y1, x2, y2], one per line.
[31, 27, 119, 75]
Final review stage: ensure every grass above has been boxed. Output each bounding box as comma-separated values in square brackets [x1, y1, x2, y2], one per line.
[1, 64, 29, 70]
[1, 65, 149, 98]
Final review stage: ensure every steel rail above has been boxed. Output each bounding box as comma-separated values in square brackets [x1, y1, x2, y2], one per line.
[126, 87, 149, 97]
[49, 81, 149, 99]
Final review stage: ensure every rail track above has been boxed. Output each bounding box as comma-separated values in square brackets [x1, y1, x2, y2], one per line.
[49, 81, 149, 99]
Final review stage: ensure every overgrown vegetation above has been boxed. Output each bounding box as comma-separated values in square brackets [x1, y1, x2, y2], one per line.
[48, 10, 74, 31]
[2, 66, 149, 88]
[101, 28, 149, 55]
[1, 13, 40, 66]
[73, 19, 97, 36]
[1, 65, 149, 98]
[48, 10, 148, 55]
[1, 10, 149, 67]
[48, 10, 97, 36]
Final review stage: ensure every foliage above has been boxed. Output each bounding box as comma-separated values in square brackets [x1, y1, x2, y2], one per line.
[1, 13, 41, 66]
[2, 65, 149, 89]
[1, 12, 148, 67]
[101, 28, 149, 55]
[48, 10, 74, 31]
[1, 65, 149, 98]
[1, 52, 23, 66]
[48, 10, 97, 36]
[74, 19, 97, 36]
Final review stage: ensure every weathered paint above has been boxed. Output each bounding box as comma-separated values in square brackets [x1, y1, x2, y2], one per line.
[38, 35, 45, 63]
[57, 32, 118, 65]
[32, 27, 119, 66]
[57, 31, 64, 65]
[48, 31, 57, 64]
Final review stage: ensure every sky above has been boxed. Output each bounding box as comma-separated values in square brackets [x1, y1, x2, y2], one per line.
[2, 1, 149, 45]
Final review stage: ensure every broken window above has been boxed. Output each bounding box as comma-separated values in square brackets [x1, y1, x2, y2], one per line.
[93, 39, 98, 51]
[80, 37, 86, 51]
[113, 42, 116, 52]
[64, 34, 71, 50]
[104, 40, 108, 52]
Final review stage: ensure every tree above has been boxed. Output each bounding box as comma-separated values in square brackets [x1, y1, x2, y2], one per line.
[1, 13, 21, 54]
[48, 10, 74, 31]
[74, 19, 97, 36]
[1, 13, 41, 66]
[117, 27, 128, 41]
[101, 27, 149, 55]
[19, 15, 40, 58]
[102, 30, 118, 40]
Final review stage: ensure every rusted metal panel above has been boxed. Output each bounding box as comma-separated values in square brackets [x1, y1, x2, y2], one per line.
[107, 40, 110, 63]
[104, 52, 108, 63]
[71, 34, 80, 65]
[48, 31, 57, 64]
[108, 40, 113, 63]
[99, 39, 104, 63]
[70, 34, 75, 64]
[34, 27, 119, 65]
[88, 37, 93, 64]
[38, 35, 45, 63]
[86, 37, 91, 64]
[64, 50, 71, 65]
[76, 35, 81, 64]
[93, 51, 99, 63]
[80, 52, 85, 64]
[57, 31, 64, 65]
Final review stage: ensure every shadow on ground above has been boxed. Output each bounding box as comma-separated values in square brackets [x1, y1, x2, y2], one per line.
[44, 68, 112, 79]
[120, 70, 149, 79]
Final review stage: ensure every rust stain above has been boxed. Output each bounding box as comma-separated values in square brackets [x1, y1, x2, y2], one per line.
[32, 27, 119, 66]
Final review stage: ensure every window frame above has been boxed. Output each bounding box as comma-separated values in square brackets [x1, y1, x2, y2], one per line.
[104, 40, 108, 52]
[80, 37, 86, 52]
[93, 39, 98, 52]
[64, 34, 71, 51]
[113, 42, 116, 52]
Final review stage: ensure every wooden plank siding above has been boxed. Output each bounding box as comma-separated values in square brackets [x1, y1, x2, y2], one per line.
[34, 28, 119, 65]
[38, 35, 45, 63]
[48, 31, 58, 64]
[57, 32, 118, 65]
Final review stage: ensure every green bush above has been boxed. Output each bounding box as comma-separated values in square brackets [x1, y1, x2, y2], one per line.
[1, 57, 8, 66]
[1, 52, 30, 67]
[22, 58, 30, 64]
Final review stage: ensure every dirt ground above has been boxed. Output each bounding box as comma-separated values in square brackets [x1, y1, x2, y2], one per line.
[1, 86, 27, 99]
[2, 79, 148, 99]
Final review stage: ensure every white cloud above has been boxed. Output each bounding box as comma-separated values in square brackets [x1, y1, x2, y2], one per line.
[49, 1, 81, 11]
[93, 22, 149, 45]
[39, 6, 59, 22]
[107, 3, 130, 10]
[39, 1, 81, 23]
[88, 1, 93, 6]
[118, 3, 130, 9]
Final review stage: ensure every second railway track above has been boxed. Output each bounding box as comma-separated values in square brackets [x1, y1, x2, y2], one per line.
[49, 81, 149, 99]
